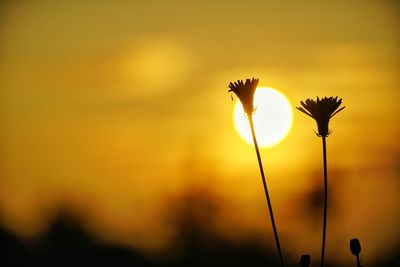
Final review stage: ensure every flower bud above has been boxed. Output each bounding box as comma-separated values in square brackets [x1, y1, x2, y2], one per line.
[350, 238, 361, 255]
[299, 254, 311, 267]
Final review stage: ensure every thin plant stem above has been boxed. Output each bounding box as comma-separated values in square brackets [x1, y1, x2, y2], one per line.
[356, 254, 361, 267]
[321, 136, 328, 267]
[248, 115, 285, 267]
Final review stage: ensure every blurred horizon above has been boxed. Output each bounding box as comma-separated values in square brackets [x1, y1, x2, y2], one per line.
[0, 0, 399, 266]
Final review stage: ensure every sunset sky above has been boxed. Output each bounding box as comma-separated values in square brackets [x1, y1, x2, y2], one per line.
[0, 1, 399, 265]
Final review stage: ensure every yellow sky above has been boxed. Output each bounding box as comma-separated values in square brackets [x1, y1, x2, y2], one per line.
[0, 0, 399, 264]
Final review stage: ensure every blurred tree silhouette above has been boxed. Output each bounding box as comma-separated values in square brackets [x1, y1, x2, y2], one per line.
[0, 199, 399, 267]
[0, 212, 154, 267]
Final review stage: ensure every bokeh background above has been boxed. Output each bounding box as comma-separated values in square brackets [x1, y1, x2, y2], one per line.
[0, 0, 399, 266]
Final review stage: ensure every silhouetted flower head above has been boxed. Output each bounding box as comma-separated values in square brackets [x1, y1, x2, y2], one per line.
[299, 254, 311, 267]
[350, 238, 361, 256]
[297, 96, 345, 137]
[228, 78, 259, 115]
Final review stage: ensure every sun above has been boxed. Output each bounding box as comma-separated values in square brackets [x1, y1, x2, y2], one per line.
[233, 87, 293, 148]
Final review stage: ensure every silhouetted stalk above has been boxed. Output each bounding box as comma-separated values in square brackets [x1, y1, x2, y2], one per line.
[320, 136, 328, 267]
[356, 254, 361, 267]
[248, 115, 285, 267]
[297, 96, 344, 267]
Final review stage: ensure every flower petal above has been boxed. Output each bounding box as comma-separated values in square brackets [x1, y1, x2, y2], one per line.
[331, 106, 345, 118]
[296, 107, 314, 118]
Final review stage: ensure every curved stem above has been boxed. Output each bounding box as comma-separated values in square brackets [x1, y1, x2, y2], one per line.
[248, 115, 285, 267]
[321, 137, 328, 267]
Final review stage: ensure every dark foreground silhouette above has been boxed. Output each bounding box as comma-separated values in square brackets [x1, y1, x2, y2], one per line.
[0, 205, 400, 267]
[0, 214, 281, 267]
[1, 215, 399, 267]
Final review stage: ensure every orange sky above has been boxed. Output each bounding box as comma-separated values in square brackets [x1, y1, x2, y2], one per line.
[0, 0, 399, 265]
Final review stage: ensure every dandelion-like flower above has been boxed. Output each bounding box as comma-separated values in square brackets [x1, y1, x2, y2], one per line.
[227, 78, 285, 267]
[297, 96, 345, 267]
[228, 78, 259, 115]
[297, 97, 345, 137]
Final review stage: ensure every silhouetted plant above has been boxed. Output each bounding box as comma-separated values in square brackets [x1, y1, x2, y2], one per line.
[350, 238, 363, 267]
[297, 97, 345, 267]
[299, 254, 311, 267]
[228, 78, 285, 267]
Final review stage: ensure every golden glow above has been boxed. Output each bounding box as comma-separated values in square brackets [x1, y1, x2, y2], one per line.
[1, 1, 399, 264]
[233, 87, 293, 148]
